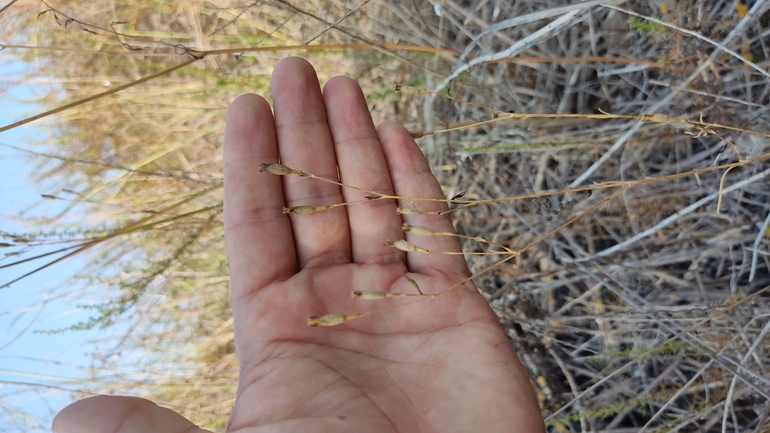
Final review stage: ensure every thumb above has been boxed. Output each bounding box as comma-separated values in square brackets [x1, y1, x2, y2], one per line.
[53, 395, 212, 433]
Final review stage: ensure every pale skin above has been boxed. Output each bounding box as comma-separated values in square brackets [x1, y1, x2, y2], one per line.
[52, 57, 545, 433]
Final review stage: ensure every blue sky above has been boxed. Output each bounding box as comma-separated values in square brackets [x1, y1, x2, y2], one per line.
[0, 59, 107, 432]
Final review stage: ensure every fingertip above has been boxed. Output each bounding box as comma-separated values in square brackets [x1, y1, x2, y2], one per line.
[223, 92, 277, 162]
[229, 92, 269, 112]
[273, 56, 315, 80]
[226, 94, 272, 133]
[323, 75, 362, 97]
[376, 120, 413, 138]
[323, 76, 375, 132]
[271, 57, 321, 110]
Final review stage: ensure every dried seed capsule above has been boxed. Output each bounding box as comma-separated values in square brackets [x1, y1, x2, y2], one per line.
[352, 290, 387, 300]
[284, 206, 316, 215]
[393, 85, 434, 96]
[393, 84, 424, 94]
[402, 224, 435, 236]
[308, 313, 345, 327]
[259, 163, 294, 175]
[388, 239, 430, 254]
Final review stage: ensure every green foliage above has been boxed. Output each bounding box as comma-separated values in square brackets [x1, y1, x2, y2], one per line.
[628, 16, 667, 35]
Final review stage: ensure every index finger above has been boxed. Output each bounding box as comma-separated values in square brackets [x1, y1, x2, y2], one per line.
[223, 94, 296, 299]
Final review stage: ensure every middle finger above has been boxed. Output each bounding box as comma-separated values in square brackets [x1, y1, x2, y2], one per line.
[272, 57, 350, 268]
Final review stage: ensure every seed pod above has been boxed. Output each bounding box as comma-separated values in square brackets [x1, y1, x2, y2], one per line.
[645, 113, 670, 123]
[393, 84, 424, 94]
[259, 163, 294, 175]
[308, 313, 345, 327]
[388, 239, 430, 253]
[352, 290, 387, 300]
[284, 206, 316, 215]
[402, 224, 435, 236]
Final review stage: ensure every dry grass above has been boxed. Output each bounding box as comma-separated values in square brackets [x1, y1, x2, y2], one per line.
[2, 0, 770, 431]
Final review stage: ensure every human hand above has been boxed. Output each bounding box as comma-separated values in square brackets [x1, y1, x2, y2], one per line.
[53, 57, 545, 433]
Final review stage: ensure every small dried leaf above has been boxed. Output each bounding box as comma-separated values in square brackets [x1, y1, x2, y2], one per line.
[352, 290, 387, 300]
[403, 274, 423, 295]
[308, 313, 345, 327]
[259, 163, 295, 175]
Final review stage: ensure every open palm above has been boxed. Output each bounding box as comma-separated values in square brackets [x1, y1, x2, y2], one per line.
[54, 58, 544, 433]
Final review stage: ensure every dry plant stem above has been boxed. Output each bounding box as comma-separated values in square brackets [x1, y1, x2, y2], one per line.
[0, 43, 454, 135]
[749, 210, 770, 282]
[720, 320, 770, 433]
[546, 285, 770, 422]
[0, 0, 18, 16]
[12, 24, 768, 136]
[456, 0, 615, 62]
[5, 25, 770, 137]
[6, 41, 766, 71]
[403, 274, 422, 294]
[575, 165, 770, 262]
[716, 166, 736, 214]
[432, 4, 596, 94]
[0, 56, 198, 134]
[403, 223, 514, 253]
[438, 151, 770, 215]
[387, 239, 509, 256]
[261, 139, 770, 218]
[308, 186, 627, 327]
[259, 163, 465, 205]
[5, 35, 769, 138]
[571, 0, 770, 188]
[351, 290, 422, 300]
[263, 156, 770, 277]
[0, 185, 221, 288]
[573, 265, 770, 397]
[394, 85, 506, 115]
[606, 5, 770, 79]
[302, 0, 373, 44]
[411, 107, 770, 142]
